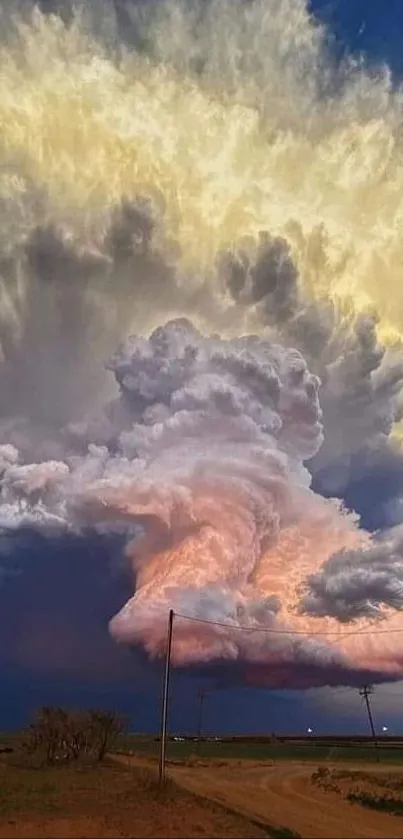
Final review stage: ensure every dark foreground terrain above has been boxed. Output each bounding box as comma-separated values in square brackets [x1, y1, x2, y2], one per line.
[0, 758, 277, 838]
[4, 732, 403, 838]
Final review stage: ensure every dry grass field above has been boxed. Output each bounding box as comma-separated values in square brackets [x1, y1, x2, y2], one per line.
[0, 758, 271, 838]
[4, 734, 403, 838]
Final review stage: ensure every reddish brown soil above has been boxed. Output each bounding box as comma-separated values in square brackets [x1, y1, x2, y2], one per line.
[170, 760, 403, 838]
[0, 759, 267, 838]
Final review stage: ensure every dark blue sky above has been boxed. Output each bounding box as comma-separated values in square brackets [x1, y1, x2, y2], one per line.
[2, 0, 403, 737]
[310, 0, 403, 76]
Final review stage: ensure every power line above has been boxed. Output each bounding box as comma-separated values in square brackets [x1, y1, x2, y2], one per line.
[175, 611, 403, 638]
[157, 611, 403, 785]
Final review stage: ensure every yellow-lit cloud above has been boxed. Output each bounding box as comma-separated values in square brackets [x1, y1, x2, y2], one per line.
[1, 1, 403, 346]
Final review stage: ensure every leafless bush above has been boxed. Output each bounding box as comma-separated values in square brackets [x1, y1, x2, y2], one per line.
[21, 706, 126, 765]
[311, 766, 330, 783]
[87, 708, 126, 762]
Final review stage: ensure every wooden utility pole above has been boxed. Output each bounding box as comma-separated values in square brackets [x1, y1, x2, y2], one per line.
[158, 609, 174, 787]
[359, 685, 379, 762]
[197, 688, 209, 739]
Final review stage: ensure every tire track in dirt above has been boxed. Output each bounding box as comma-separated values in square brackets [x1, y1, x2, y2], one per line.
[170, 761, 403, 839]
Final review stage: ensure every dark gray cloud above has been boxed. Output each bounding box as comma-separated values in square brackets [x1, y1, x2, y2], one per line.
[223, 232, 403, 502]
[299, 527, 403, 622]
[0, 195, 178, 440]
[220, 233, 300, 325]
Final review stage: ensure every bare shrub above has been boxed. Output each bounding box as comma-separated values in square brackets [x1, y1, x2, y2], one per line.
[21, 706, 126, 765]
[87, 709, 126, 762]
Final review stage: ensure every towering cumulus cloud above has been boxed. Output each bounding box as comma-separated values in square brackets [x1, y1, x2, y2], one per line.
[2, 0, 403, 687]
[1, 317, 403, 688]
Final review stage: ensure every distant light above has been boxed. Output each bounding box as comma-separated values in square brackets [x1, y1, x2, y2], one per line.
[307, 727, 313, 734]
[382, 726, 388, 732]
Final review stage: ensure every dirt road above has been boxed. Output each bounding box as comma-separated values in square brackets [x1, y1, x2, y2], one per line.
[169, 761, 403, 839]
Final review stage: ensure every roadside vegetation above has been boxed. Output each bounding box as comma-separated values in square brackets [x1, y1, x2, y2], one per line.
[19, 706, 125, 765]
[0, 708, 292, 838]
[311, 765, 403, 818]
[346, 792, 403, 816]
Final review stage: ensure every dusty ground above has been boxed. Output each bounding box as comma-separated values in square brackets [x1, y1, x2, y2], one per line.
[168, 759, 403, 839]
[0, 759, 268, 838]
[5, 752, 403, 839]
[312, 764, 403, 796]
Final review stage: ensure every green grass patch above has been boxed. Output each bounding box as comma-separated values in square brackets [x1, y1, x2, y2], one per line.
[0, 765, 64, 815]
[114, 734, 403, 765]
[0, 760, 148, 816]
